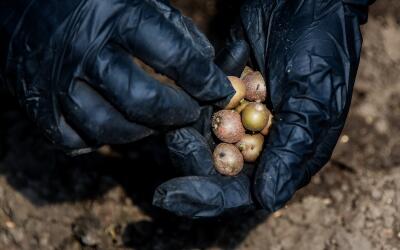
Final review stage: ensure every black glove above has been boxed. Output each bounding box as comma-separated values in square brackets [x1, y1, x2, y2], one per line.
[153, 0, 372, 218]
[0, 0, 234, 154]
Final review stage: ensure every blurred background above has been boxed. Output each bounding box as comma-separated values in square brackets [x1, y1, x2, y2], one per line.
[0, 1, 400, 249]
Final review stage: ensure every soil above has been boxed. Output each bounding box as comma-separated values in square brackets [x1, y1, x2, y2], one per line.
[1, 1, 400, 250]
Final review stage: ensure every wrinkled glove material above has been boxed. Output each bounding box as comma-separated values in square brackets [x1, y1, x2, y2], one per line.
[0, 0, 234, 152]
[154, 0, 373, 218]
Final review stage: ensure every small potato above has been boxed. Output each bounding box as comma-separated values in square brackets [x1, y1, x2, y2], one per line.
[213, 143, 244, 176]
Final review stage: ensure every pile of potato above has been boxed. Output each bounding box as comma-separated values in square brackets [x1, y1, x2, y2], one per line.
[212, 67, 272, 176]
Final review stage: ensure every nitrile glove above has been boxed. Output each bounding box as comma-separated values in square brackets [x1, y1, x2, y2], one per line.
[153, 0, 373, 218]
[0, 0, 234, 154]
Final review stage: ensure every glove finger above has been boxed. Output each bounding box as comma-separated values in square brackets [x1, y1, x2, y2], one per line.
[215, 40, 250, 77]
[60, 79, 154, 146]
[112, 3, 234, 105]
[153, 174, 254, 218]
[21, 97, 88, 152]
[166, 127, 216, 177]
[84, 44, 200, 127]
[44, 114, 88, 152]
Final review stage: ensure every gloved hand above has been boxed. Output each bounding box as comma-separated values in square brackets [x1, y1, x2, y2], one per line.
[0, 0, 233, 154]
[153, 0, 372, 218]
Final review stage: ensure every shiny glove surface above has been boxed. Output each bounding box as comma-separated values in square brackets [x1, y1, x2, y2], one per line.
[0, 0, 233, 153]
[153, 0, 372, 218]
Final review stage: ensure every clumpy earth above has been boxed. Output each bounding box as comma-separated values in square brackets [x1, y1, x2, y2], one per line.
[1, 1, 400, 249]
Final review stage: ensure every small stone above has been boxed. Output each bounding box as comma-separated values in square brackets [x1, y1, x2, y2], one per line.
[72, 216, 102, 247]
[97, 145, 120, 157]
[384, 215, 395, 228]
[341, 184, 349, 192]
[367, 204, 382, 219]
[39, 232, 50, 247]
[312, 175, 322, 184]
[381, 228, 394, 239]
[81, 233, 100, 247]
[5, 221, 15, 229]
[331, 190, 344, 202]
[375, 119, 388, 134]
[323, 198, 332, 205]
[371, 189, 382, 200]
[365, 221, 374, 228]
[272, 211, 284, 218]
[384, 190, 395, 204]
[340, 135, 350, 143]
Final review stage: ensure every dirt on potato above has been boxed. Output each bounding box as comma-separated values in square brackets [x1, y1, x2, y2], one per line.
[1, 1, 400, 250]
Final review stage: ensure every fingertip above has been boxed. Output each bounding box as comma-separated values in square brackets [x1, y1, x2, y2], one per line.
[153, 175, 254, 218]
[61, 80, 154, 145]
[153, 176, 224, 218]
[115, 4, 234, 104]
[85, 45, 201, 127]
